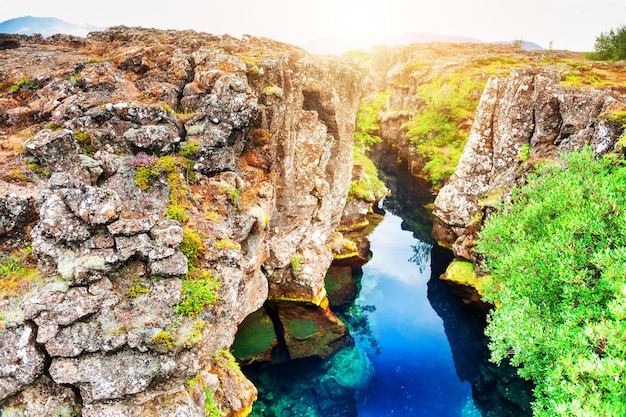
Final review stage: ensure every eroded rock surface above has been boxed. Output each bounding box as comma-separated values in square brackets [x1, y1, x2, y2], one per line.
[433, 67, 626, 260]
[0, 27, 366, 416]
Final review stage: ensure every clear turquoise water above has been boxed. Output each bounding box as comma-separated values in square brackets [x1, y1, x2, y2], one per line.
[244, 206, 532, 416]
[354, 212, 478, 417]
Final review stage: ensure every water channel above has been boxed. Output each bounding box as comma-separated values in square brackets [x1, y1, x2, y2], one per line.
[243, 153, 533, 417]
[352, 209, 477, 417]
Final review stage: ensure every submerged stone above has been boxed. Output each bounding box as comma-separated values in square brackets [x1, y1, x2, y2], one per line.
[232, 308, 278, 365]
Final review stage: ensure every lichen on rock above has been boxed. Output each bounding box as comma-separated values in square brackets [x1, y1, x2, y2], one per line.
[0, 26, 367, 416]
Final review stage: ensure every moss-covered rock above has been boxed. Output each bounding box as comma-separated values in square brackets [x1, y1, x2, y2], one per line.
[231, 308, 278, 365]
[440, 259, 491, 309]
[324, 267, 357, 309]
[274, 302, 350, 360]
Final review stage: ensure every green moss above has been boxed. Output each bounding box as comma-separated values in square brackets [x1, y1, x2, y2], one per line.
[348, 149, 388, 202]
[518, 143, 531, 162]
[132, 154, 195, 222]
[232, 308, 277, 362]
[440, 259, 484, 294]
[290, 254, 303, 276]
[213, 349, 241, 372]
[215, 238, 241, 251]
[164, 205, 188, 222]
[282, 317, 319, 339]
[124, 276, 150, 298]
[180, 228, 205, 266]
[175, 270, 220, 317]
[601, 109, 626, 128]
[150, 331, 173, 351]
[478, 188, 506, 209]
[159, 101, 174, 113]
[262, 85, 283, 98]
[73, 131, 93, 156]
[178, 141, 200, 157]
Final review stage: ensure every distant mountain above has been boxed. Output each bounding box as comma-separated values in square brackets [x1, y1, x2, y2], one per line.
[302, 32, 544, 55]
[0, 16, 104, 38]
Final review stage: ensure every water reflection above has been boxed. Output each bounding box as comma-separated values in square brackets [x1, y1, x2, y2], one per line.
[353, 212, 478, 417]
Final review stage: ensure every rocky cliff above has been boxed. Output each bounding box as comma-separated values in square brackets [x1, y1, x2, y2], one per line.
[369, 43, 626, 196]
[0, 27, 367, 416]
[433, 67, 626, 263]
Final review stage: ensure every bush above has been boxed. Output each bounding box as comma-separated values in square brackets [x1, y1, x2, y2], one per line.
[587, 25, 626, 61]
[403, 77, 482, 189]
[476, 147, 626, 416]
[354, 91, 389, 151]
[175, 270, 220, 317]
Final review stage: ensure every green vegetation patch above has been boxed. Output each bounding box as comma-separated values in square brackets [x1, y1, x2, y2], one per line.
[402, 77, 482, 189]
[355, 91, 388, 151]
[349, 150, 388, 202]
[175, 228, 221, 317]
[441, 259, 479, 289]
[130, 153, 196, 222]
[0, 247, 42, 299]
[8, 76, 36, 93]
[476, 147, 626, 416]
[175, 270, 220, 317]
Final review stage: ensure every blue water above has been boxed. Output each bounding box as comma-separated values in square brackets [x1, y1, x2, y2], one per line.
[355, 212, 478, 417]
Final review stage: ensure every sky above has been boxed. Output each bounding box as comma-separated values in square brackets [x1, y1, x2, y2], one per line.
[2, 0, 625, 53]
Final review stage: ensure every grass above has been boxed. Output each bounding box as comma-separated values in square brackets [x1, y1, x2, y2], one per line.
[0, 247, 42, 299]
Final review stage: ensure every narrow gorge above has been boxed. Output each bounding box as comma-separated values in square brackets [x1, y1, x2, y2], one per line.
[1, 27, 625, 417]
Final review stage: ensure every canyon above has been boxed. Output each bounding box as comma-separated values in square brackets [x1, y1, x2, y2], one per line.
[1, 27, 625, 417]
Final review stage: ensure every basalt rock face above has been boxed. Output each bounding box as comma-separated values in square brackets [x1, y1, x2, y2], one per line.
[0, 27, 366, 416]
[433, 67, 626, 261]
[369, 43, 553, 178]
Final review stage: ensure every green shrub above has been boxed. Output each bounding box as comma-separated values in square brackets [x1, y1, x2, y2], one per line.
[354, 91, 389, 151]
[587, 25, 626, 61]
[476, 147, 626, 416]
[402, 77, 482, 189]
[175, 270, 220, 317]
